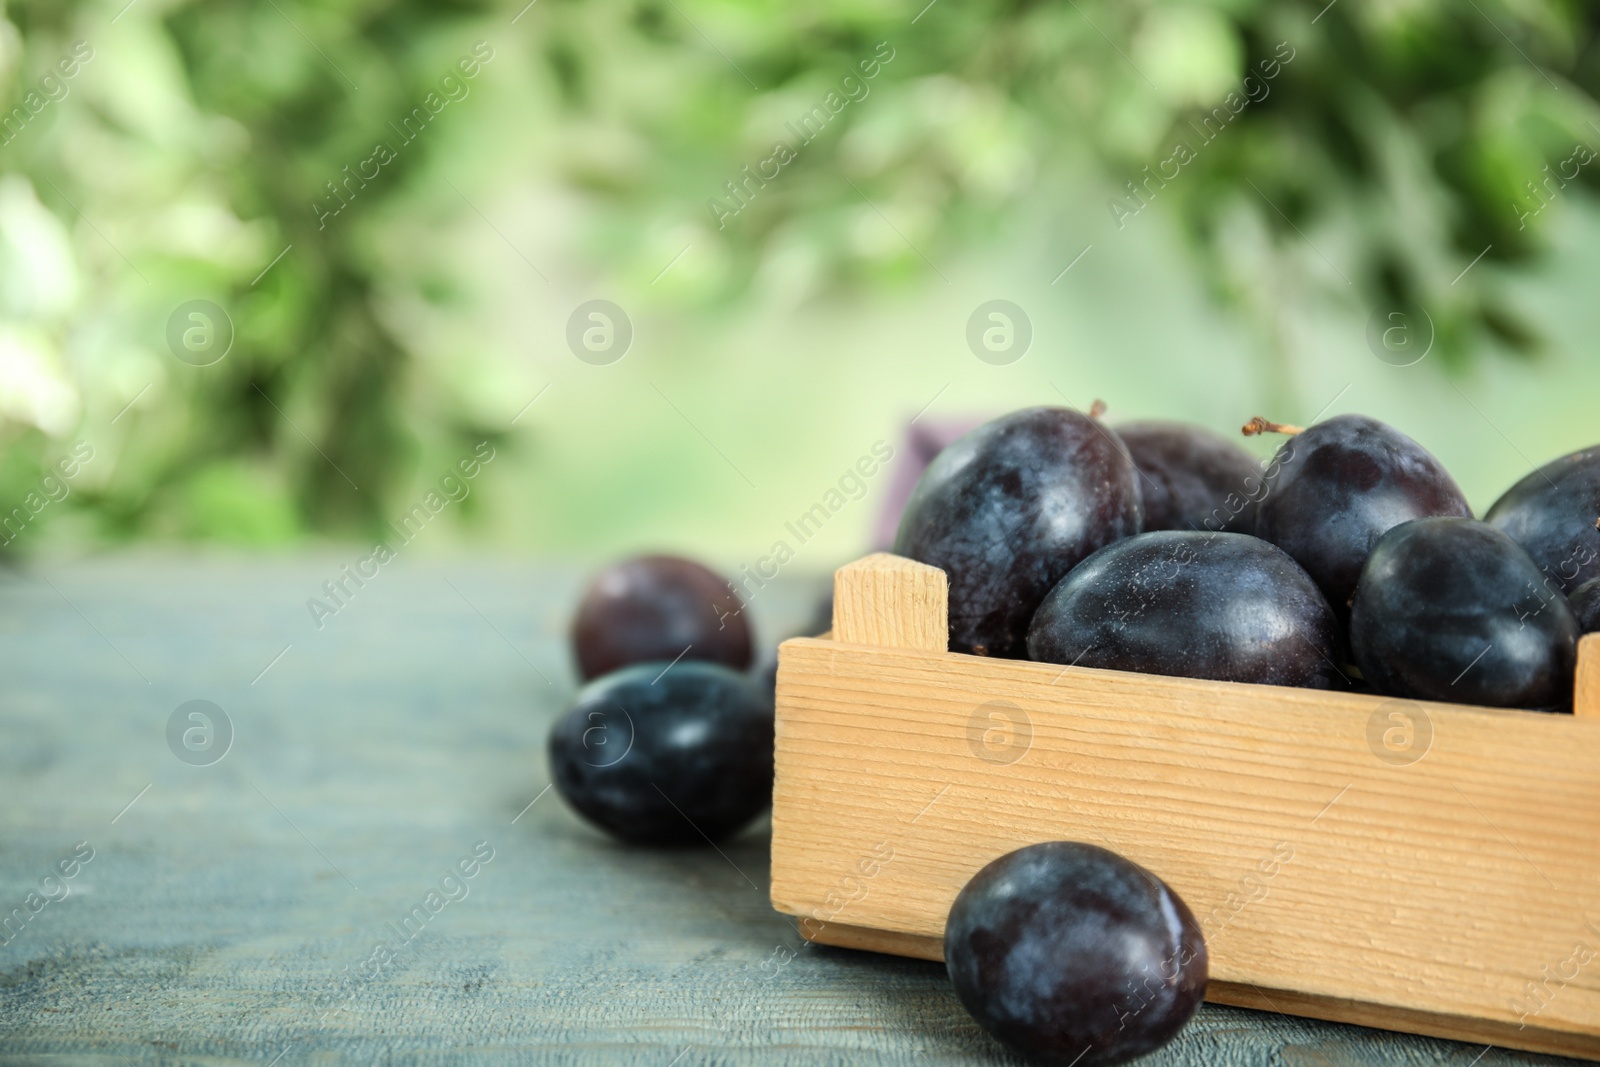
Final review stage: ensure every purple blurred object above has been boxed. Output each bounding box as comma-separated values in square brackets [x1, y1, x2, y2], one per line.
[874, 417, 987, 549]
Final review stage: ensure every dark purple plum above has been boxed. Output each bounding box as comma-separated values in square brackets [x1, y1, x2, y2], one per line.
[1350, 517, 1579, 710]
[571, 555, 751, 681]
[548, 661, 773, 844]
[1118, 420, 1266, 533]
[1027, 531, 1341, 688]
[945, 841, 1207, 1067]
[1249, 413, 1471, 620]
[1485, 445, 1600, 594]
[893, 407, 1143, 658]
[1570, 578, 1600, 634]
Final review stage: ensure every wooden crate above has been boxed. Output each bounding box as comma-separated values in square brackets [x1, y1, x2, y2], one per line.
[770, 552, 1600, 1062]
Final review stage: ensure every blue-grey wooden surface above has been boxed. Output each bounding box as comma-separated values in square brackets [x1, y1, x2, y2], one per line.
[0, 557, 1580, 1065]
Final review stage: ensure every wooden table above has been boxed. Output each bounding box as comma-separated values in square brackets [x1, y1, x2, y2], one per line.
[0, 558, 1577, 1064]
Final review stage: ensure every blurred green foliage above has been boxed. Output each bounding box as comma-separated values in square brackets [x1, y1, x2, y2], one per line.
[578, 0, 1600, 360]
[0, 0, 1597, 547]
[0, 0, 509, 547]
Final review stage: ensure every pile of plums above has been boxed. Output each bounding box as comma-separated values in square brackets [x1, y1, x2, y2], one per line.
[546, 408, 1599, 1066]
[547, 554, 1207, 1065]
[895, 406, 1599, 711]
[550, 555, 775, 845]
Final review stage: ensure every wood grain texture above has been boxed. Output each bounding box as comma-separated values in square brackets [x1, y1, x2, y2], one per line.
[0, 558, 1580, 1066]
[1577, 633, 1600, 719]
[799, 919, 943, 960]
[831, 553, 947, 653]
[772, 558, 1600, 1063]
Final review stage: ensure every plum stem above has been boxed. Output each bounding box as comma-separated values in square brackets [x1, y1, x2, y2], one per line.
[1241, 416, 1304, 437]
[1088, 399, 1107, 420]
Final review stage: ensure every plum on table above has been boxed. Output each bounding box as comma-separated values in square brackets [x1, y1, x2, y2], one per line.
[570, 555, 751, 681]
[945, 841, 1207, 1067]
[548, 661, 773, 844]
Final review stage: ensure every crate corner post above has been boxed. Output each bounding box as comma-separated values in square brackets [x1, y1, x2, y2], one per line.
[770, 552, 952, 950]
[830, 552, 949, 653]
[1575, 632, 1600, 718]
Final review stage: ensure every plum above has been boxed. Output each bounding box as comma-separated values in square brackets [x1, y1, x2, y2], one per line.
[1248, 413, 1471, 621]
[547, 661, 773, 844]
[893, 407, 1143, 658]
[1485, 445, 1600, 594]
[1027, 531, 1342, 688]
[571, 555, 751, 681]
[1350, 517, 1579, 710]
[945, 841, 1207, 1067]
[1118, 420, 1265, 533]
